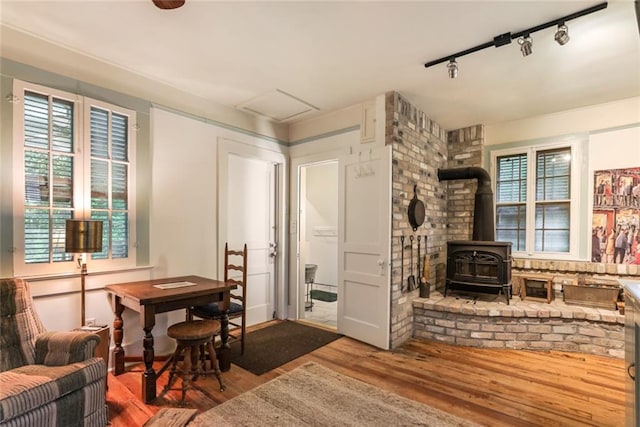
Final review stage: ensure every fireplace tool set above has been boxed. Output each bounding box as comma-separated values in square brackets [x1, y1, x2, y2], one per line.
[402, 184, 431, 296]
[400, 234, 430, 296]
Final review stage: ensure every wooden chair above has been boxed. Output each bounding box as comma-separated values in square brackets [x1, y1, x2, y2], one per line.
[189, 243, 248, 354]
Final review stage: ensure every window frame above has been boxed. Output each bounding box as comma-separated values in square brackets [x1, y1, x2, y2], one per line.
[490, 139, 581, 260]
[12, 79, 137, 276]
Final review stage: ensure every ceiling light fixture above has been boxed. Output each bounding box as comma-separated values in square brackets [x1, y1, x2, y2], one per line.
[518, 35, 533, 57]
[424, 2, 607, 76]
[447, 59, 458, 79]
[554, 23, 570, 45]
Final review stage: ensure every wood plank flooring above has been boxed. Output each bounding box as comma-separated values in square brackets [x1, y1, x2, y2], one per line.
[107, 320, 625, 427]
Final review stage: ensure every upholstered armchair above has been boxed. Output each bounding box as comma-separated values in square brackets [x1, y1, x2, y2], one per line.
[0, 278, 108, 427]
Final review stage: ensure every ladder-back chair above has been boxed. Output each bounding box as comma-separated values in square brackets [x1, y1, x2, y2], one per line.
[190, 243, 248, 354]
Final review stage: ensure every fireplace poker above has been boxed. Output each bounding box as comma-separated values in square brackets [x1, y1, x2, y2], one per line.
[416, 235, 422, 292]
[421, 235, 431, 298]
[408, 235, 416, 291]
[400, 235, 405, 293]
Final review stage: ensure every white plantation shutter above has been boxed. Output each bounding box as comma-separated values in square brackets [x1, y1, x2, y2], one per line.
[89, 106, 131, 260]
[22, 90, 75, 265]
[496, 154, 527, 251]
[13, 79, 136, 274]
[534, 148, 571, 252]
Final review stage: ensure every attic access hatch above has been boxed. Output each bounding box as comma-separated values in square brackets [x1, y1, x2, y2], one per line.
[237, 89, 319, 122]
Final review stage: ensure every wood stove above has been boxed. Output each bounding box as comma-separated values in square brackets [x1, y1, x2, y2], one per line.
[438, 167, 513, 304]
[446, 241, 512, 304]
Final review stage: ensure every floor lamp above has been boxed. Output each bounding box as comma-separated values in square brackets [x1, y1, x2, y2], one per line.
[65, 219, 103, 327]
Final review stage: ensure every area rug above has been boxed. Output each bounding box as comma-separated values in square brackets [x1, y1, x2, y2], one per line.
[189, 362, 479, 426]
[310, 289, 337, 302]
[229, 321, 341, 375]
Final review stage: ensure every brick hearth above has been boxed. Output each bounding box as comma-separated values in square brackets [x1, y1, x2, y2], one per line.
[413, 292, 624, 358]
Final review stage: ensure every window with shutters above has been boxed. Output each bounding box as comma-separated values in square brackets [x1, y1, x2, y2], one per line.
[492, 142, 578, 259]
[12, 80, 136, 275]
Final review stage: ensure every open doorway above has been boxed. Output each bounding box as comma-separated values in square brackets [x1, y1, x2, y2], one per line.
[299, 161, 338, 328]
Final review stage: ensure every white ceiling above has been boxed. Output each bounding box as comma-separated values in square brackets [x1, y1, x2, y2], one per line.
[1, 0, 639, 131]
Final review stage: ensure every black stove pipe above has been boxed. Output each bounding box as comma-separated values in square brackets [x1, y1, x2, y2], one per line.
[438, 167, 495, 241]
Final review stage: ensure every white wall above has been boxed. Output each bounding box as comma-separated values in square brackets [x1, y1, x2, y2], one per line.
[150, 108, 220, 279]
[485, 97, 640, 146]
[150, 107, 287, 278]
[288, 103, 360, 143]
[590, 126, 640, 172]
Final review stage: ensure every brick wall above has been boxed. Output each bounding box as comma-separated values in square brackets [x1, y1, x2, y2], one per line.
[413, 295, 624, 358]
[388, 92, 448, 348]
[443, 125, 485, 242]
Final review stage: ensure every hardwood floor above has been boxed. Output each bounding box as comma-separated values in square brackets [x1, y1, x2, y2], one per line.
[107, 321, 625, 427]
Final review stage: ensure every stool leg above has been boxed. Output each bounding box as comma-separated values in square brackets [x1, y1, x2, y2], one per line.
[163, 344, 182, 394]
[190, 345, 201, 381]
[206, 340, 225, 391]
[199, 343, 208, 372]
[180, 346, 193, 406]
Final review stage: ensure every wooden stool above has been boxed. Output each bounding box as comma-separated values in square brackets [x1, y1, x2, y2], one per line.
[161, 320, 225, 405]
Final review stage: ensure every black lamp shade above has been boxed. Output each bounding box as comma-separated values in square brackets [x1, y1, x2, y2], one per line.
[65, 220, 103, 253]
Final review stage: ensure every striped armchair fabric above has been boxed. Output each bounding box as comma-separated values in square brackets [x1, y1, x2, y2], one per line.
[0, 278, 108, 427]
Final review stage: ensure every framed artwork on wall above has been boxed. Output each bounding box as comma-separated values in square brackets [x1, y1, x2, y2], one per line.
[592, 167, 640, 264]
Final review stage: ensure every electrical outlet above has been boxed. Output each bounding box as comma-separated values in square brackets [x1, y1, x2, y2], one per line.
[85, 318, 96, 327]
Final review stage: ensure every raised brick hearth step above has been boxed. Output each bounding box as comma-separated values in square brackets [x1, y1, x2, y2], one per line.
[413, 292, 624, 358]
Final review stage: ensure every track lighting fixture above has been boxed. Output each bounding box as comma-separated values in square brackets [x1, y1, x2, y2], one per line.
[447, 59, 458, 79]
[554, 24, 570, 45]
[423, 2, 607, 77]
[518, 36, 533, 57]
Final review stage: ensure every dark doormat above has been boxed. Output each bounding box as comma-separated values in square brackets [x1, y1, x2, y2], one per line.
[310, 289, 337, 302]
[229, 321, 341, 375]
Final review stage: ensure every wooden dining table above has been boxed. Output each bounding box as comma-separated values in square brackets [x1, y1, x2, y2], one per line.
[105, 275, 236, 403]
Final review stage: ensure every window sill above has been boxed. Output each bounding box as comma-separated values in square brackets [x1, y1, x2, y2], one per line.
[24, 265, 154, 298]
[21, 265, 154, 282]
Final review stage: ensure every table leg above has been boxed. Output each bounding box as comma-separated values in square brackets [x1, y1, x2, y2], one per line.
[218, 311, 231, 372]
[112, 296, 125, 375]
[142, 325, 156, 403]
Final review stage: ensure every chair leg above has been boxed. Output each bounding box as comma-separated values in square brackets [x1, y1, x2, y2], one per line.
[240, 321, 246, 355]
[206, 340, 225, 392]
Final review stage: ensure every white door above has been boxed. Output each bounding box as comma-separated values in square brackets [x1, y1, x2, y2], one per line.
[218, 139, 284, 326]
[337, 145, 391, 349]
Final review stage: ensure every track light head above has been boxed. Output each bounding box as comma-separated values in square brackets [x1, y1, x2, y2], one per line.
[555, 24, 570, 45]
[518, 35, 533, 57]
[447, 59, 458, 79]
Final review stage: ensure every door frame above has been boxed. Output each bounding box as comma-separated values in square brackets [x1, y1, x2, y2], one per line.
[218, 137, 288, 320]
[289, 150, 342, 321]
